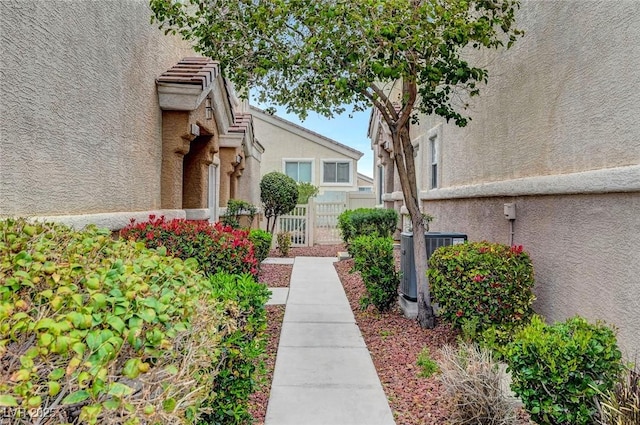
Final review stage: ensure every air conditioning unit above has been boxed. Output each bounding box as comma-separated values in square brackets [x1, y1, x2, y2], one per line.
[400, 232, 467, 301]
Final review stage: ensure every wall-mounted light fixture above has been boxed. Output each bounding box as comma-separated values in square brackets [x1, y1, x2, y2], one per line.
[205, 97, 213, 120]
[235, 154, 243, 165]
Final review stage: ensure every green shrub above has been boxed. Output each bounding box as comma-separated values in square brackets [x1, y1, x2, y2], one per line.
[120, 215, 258, 277]
[221, 199, 257, 229]
[276, 232, 291, 257]
[260, 172, 298, 234]
[350, 235, 399, 312]
[0, 219, 270, 425]
[249, 229, 272, 264]
[505, 315, 623, 425]
[200, 273, 270, 425]
[338, 208, 398, 249]
[297, 182, 319, 204]
[416, 347, 439, 378]
[0, 219, 235, 424]
[427, 242, 535, 339]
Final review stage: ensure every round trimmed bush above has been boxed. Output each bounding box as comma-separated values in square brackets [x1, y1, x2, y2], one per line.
[260, 172, 298, 234]
[427, 241, 535, 337]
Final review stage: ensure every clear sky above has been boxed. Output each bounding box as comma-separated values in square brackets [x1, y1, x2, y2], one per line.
[253, 103, 375, 178]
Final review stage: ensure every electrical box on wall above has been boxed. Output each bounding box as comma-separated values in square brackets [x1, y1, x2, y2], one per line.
[504, 203, 516, 220]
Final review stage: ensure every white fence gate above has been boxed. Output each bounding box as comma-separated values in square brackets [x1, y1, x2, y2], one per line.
[277, 205, 309, 247]
[313, 201, 345, 245]
[275, 192, 376, 247]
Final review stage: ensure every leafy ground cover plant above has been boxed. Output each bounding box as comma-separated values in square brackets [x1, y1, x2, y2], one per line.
[349, 235, 399, 312]
[427, 242, 535, 341]
[120, 215, 258, 277]
[438, 342, 518, 425]
[0, 219, 233, 424]
[416, 347, 439, 378]
[1, 219, 270, 425]
[505, 315, 623, 425]
[338, 208, 398, 249]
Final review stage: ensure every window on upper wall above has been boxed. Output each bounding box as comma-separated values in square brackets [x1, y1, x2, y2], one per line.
[284, 160, 312, 183]
[322, 160, 351, 184]
[430, 135, 438, 189]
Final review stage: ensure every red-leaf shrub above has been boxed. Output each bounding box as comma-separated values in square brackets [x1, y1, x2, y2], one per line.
[427, 241, 535, 339]
[121, 215, 258, 277]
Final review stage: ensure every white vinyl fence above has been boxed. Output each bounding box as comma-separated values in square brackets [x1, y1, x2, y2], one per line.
[275, 192, 376, 246]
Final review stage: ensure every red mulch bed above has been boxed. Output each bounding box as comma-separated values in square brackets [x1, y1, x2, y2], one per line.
[248, 304, 284, 425]
[257, 264, 292, 288]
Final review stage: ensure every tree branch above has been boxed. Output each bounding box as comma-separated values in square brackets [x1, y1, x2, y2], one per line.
[370, 84, 400, 121]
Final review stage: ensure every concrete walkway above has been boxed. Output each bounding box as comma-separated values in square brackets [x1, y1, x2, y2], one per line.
[265, 256, 396, 425]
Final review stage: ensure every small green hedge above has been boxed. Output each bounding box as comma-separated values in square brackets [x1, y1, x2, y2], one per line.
[249, 229, 272, 265]
[200, 273, 270, 425]
[350, 235, 399, 312]
[120, 216, 258, 277]
[0, 219, 268, 424]
[427, 242, 535, 339]
[338, 208, 398, 248]
[505, 315, 623, 425]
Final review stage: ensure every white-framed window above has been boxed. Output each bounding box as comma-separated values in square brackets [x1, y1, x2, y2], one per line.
[429, 135, 438, 189]
[283, 159, 313, 183]
[321, 159, 352, 185]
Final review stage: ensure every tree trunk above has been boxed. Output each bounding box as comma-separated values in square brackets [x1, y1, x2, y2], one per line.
[411, 213, 436, 328]
[367, 78, 436, 328]
[391, 123, 437, 329]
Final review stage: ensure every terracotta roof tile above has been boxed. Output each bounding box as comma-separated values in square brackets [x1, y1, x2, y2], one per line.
[157, 57, 220, 90]
[229, 113, 252, 134]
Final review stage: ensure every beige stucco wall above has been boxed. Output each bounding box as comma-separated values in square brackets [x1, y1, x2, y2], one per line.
[407, 1, 640, 357]
[0, 0, 193, 216]
[411, 0, 640, 189]
[426, 193, 640, 358]
[252, 110, 361, 193]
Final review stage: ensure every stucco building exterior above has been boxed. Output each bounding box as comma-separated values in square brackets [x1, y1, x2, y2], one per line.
[251, 106, 364, 198]
[0, 1, 261, 229]
[370, 0, 640, 357]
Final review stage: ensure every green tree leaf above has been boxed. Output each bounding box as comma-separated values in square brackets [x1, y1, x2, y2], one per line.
[0, 395, 19, 407]
[62, 390, 90, 405]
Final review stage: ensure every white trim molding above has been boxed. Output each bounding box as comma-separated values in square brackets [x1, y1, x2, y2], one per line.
[420, 165, 640, 200]
[29, 209, 187, 231]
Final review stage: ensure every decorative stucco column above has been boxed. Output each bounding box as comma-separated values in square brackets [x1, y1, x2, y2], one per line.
[182, 135, 216, 209]
[161, 111, 194, 209]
